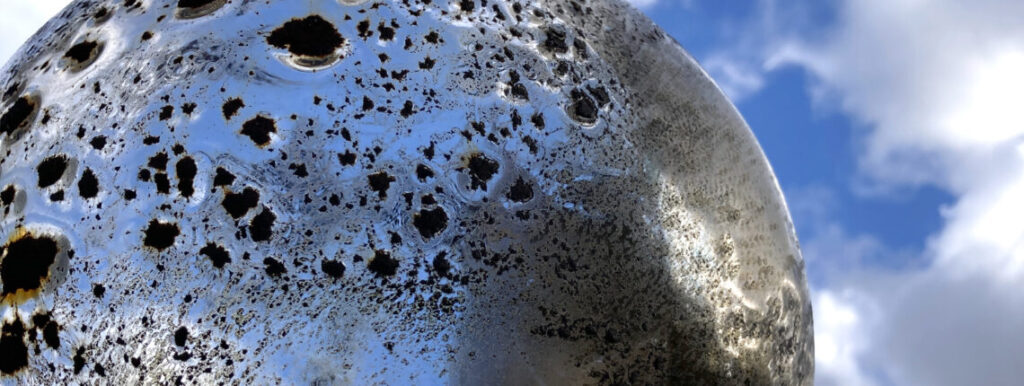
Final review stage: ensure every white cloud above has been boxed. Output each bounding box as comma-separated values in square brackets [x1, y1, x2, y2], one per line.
[766, 0, 1024, 384]
[0, 1, 72, 67]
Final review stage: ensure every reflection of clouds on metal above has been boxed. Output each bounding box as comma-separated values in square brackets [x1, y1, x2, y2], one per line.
[0, 0, 811, 383]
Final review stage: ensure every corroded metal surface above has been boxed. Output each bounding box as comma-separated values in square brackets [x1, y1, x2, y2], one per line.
[0, 0, 812, 384]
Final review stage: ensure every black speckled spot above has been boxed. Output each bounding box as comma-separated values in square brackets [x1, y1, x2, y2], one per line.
[0, 96, 34, 136]
[64, 41, 99, 63]
[267, 15, 344, 57]
[263, 257, 286, 276]
[321, 260, 345, 278]
[36, 155, 68, 188]
[367, 172, 395, 198]
[143, 220, 179, 250]
[199, 243, 231, 268]
[466, 153, 499, 191]
[78, 168, 99, 199]
[175, 157, 197, 197]
[222, 98, 244, 120]
[174, 326, 188, 346]
[367, 250, 398, 277]
[222, 188, 259, 219]
[241, 116, 276, 146]
[1, 234, 58, 296]
[413, 207, 448, 239]
[508, 176, 533, 202]
[0, 320, 28, 375]
[250, 206, 276, 242]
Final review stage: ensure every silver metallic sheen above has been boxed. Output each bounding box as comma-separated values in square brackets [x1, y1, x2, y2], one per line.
[0, 0, 812, 384]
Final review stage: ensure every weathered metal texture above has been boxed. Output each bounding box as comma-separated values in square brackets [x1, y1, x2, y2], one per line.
[0, 0, 812, 384]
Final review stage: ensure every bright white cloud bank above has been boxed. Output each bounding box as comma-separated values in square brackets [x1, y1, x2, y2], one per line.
[0, 1, 70, 67]
[762, 0, 1024, 384]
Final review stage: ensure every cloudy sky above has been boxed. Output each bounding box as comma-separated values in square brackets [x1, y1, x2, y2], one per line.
[3, 1, 1022, 384]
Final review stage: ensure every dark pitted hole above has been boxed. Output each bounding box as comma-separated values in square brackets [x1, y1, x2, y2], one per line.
[367, 172, 395, 198]
[1, 233, 58, 296]
[63, 41, 101, 70]
[459, 0, 475, 12]
[338, 151, 356, 166]
[0, 186, 14, 206]
[432, 251, 450, 277]
[89, 136, 107, 150]
[413, 207, 448, 239]
[175, 0, 226, 19]
[154, 173, 170, 194]
[377, 22, 395, 41]
[213, 167, 235, 186]
[400, 100, 415, 117]
[543, 27, 568, 54]
[321, 259, 345, 278]
[466, 153, 499, 191]
[92, 283, 104, 298]
[531, 113, 545, 129]
[173, 326, 188, 346]
[42, 320, 59, 349]
[367, 250, 398, 277]
[175, 157, 197, 197]
[415, 164, 434, 181]
[37, 155, 69, 188]
[241, 116, 276, 146]
[587, 85, 611, 108]
[222, 188, 258, 219]
[263, 257, 286, 276]
[159, 105, 173, 120]
[77, 168, 99, 199]
[148, 152, 169, 170]
[199, 243, 230, 268]
[0, 320, 28, 375]
[267, 15, 344, 57]
[72, 347, 85, 374]
[49, 190, 64, 202]
[568, 89, 598, 124]
[222, 98, 244, 120]
[508, 177, 533, 202]
[0, 96, 35, 136]
[250, 206, 275, 242]
[143, 220, 179, 250]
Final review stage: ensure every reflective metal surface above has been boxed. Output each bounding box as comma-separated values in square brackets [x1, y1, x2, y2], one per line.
[0, 0, 812, 384]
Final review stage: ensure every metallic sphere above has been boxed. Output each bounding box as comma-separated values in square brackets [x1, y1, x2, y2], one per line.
[0, 0, 812, 384]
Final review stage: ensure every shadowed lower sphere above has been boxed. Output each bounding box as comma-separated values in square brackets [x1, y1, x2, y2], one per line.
[0, 0, 812, 384]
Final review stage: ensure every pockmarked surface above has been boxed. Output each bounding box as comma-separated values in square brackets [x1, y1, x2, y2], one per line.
[0, 0, 812, 384]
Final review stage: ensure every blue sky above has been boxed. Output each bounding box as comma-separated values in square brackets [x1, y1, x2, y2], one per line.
[3, 1, 1023, 385]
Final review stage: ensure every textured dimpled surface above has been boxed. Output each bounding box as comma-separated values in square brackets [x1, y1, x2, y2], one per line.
[0, 0, 812, 384]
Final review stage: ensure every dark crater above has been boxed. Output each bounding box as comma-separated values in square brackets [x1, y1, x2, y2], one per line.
[222, 188, 259, 219]
[508, 176, 533, 202]
[367, 172, 395, 198]
[321, 260, 345, 278]
[143, 220, 179, 250]
[465, 153, 499, 191]
[241, 116, 276, 146]
[0, 96, 35, 136]
[250, 206, 276, 242]
[1, 233, 58, 296]
[267, 15, 344, 57]
[367, 250, 398, 277]
[413, 207, 448, 239]
[36, 155, 69, 188]
[78, 168, 99, 199]
[199, 243, 231, 268]
[222, 98, 244, 120]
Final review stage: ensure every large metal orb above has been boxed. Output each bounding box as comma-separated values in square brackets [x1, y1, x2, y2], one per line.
[0, 0, 812, 384]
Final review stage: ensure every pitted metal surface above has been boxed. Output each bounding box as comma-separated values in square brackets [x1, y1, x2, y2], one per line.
[0, 0, 812, 384]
